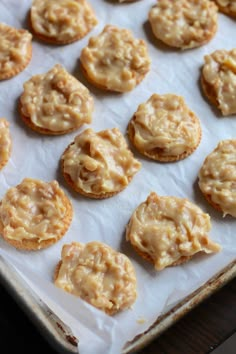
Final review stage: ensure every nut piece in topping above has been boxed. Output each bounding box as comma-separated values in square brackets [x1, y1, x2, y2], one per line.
[0, 23, 32, 80]
[213, 0, 236, 17]
[19, 64, 94, 135]
[0, 178, 73, 250]
[0, 118, 12, 170]
[30, 0, 98, 44]
[198, 139, 236, 217]
[201, 48, 236, 116]
[128, 94, 202, 162]
[54, 241, 137, 315]
[80, 25, 151, 92]
[148, 0, 218, 50]
[126, 192, 221, 270]
[61, 127, 142, 199]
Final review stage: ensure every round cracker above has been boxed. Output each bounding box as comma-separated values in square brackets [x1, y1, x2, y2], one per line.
[200, 49, 236, 116]
[127, 94, 202, 162]
[19, 64, 94, 135]
[0, 24, 32, 81]
[128, 116, 202, 162]
[30, 0, 98, 45]
[61, 128, 141, 199]
[148, 0, 218, 50]
[198, 139, 236, 217]
[80, 25, 150, 92]
[126, 192, 221, 270]
[19, 100, 79, 136]
[0, 179, 73, 251]
[54, 241, 137, 315]
[131, 242, 192, 268]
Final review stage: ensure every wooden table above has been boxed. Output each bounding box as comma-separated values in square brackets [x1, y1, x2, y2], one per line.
[1, 276, 236, 354]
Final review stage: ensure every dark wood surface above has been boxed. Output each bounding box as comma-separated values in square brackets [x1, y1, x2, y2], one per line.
[1, 277, 236, 354]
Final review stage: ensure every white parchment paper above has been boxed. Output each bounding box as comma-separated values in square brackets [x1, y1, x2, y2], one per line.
[0, 1, 236, 353]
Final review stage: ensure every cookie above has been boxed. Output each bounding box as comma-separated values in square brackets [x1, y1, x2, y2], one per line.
[0, 178, 73, 250]
[198, 139, 236, 217]
[213, 0, 236, 17]
[126, 192, 221, 270]
[0, 23, 32, 80]
[80, 25, 151, 92]
[0, 118, 12, 170]
[19, 64, 94, 135]
[61, 127, 141, 199]
[148, 0, 218, 50]
[128, 94, 202, 162]
[54, 241, 137, 315]
[30, 0, 98, 45]
[201, 49, 236, 116]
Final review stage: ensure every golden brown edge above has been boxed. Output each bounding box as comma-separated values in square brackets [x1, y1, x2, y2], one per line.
[29, 6, 98, 45]
[148, 3, 218, 50]
[0, 45, 32, 81]
[61, 142, 132, 199]
[80, 52, 149, 93]
[0, 189, 73, 250]
[127, 113, 202, 162]
[19, 99, 81, 135]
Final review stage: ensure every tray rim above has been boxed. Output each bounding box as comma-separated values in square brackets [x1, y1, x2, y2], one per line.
[1, 255, 236, 354]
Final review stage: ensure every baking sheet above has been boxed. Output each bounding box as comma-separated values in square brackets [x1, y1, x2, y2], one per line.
[0, 1, 236, 353]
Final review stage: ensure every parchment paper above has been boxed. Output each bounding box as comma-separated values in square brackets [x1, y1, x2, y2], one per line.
[0, 1, 236, 353]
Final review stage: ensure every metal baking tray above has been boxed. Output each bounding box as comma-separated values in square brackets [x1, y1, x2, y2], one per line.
[1, 255, 235, 354]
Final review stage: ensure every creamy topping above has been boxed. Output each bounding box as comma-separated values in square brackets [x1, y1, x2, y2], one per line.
[130, 94, 201, 157]
[0, 178, 71, 242]
[0, 23, 32, 77]
[149, 0, 218, 49]
[20, 64, 94, 132]
[202, 49, 236, 115]
[31, 0, 98, 42]
[80, 25, 151, 92]
[55, 241, 137, 315]
[62, 128, 141, 195]
[198, 140, 236, 217]
[0, 118, 11, 169]
[126, 192, 221, 270]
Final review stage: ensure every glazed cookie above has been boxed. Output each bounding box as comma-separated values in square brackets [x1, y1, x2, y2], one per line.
[148, 0, 218, 50]
[128, 94, 201, 162]
[19, 64, 94, 135]
[30, 0, 98, 44]
[198, 140, 236, 217]
[80, 25, 151, 92]
[0, 23, 32, 80]
[0, 178, 73, 250]
[201, 49, 236, 116]
[213, 0, 236, 17]
[0, 118, 12, 170]
[54, 241, 137, 315]
[61, 127, 141, 199]
[126, 192, 221, 270]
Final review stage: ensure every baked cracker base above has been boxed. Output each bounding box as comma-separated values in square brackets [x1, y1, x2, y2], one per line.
[127, 115, 202, 162]
[0, 193, 73, 251]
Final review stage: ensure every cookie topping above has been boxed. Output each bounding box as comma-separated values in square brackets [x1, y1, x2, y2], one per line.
[55, 241, 137, 315]
[62, 128, 141, 197]
[80, 25, 151, 92]
[126, 192, 221, 270]
[20, 64, 94, 134]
